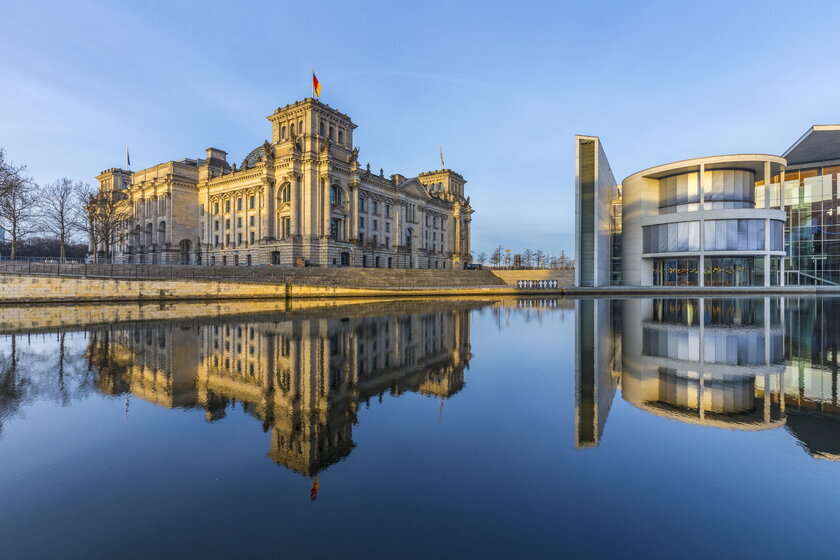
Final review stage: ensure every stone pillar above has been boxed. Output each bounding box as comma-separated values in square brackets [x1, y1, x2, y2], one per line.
[323, 177, 331, 238]
[298, 173, 305, 235]
[349, 183, 359, 241]
[261, 183, 271, 240]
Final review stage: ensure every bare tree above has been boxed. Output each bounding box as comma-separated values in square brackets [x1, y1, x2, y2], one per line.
[476, 251, 488, 265]
[490, 245, 503, 267]
[0, 176, 36, 261]
[83, 187, 133, 263]
[535, 249, 545, 269]
[522, 248, 535, 268]
[37, 178, 86, 260]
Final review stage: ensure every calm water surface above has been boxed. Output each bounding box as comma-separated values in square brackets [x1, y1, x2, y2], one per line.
[0, 296, 838, 559]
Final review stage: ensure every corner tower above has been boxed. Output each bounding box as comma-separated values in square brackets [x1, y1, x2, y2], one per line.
[267, 98, 357, 156]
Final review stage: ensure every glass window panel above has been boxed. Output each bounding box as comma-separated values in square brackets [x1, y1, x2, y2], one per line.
[688, 221, 699, 251]
[667, 223, 677, 252]
[726, 220, 738, 250]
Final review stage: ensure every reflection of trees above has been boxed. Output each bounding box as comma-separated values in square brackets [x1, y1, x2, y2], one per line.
[0, 332, 97, 436]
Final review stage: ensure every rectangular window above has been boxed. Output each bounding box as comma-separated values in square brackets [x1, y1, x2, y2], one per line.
[373, 219, 378, 230]
[214, 202, 219, 215]
[385, 222, 390, 233]
[359, 216, 364, 229]
[250, 216, 255, 226]
[214, 235, 219, 245]
[237, 217, 242, 227]
[214, 220, 219, 231]
[226, 234, 230, 245]
[200, 204, 205, 216]
[372, 201, 379, 214]
[385, 237, 390, 249]
[386, 205, 391, 217]
[249, 232, 255, 244]
[225, 219, 230, 228]
[237, 233, 242, 244]
[359, 197, 365, 211]
[225, 200, 230, 213]
[249, 195, 255, 209]
[237, 198, 243, 210]
[281, 217, 291, 238]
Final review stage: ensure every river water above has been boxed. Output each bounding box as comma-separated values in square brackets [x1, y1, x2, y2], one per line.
[0, 297, 837, 559]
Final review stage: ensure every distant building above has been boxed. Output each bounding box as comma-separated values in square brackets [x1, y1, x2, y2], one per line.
[95, 98, 473, 268]
[576, 125, 840, 286]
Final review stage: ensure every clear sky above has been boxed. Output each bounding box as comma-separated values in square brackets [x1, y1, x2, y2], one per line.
[2, 0, 840, 256]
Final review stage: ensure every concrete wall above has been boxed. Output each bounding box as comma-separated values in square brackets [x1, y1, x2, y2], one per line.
[575, 136, 617, 287]
[490, 269, 574, 285]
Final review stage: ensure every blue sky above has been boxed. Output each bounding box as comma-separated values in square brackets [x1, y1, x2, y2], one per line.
[2, 0, 840, 256]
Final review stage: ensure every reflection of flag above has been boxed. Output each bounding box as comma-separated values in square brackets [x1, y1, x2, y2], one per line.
[310, 476, 320, 501]
[312, 72, 321, 98]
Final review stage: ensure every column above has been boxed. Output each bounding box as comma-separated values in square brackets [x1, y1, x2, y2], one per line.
[323, 177, 331, 238]
[764, 161, 771, 209]
[261, 182, 271, 240]
[764, 219, 771, 288]
[453, 210, 461, 258]
[350, 184, 359, 241]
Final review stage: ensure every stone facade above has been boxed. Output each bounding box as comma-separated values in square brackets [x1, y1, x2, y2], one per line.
[95, 98, 473, 268]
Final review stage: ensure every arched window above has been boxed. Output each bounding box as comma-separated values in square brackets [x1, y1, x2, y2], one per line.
[405, 228, 413, 250]
[319, 120, 325, 136]
[329, 126, 335, 140]
[279, 184, 291, 203]
[290, 123, 295, 136]
[158, 221, 166, 245]
[298, 120, 303, 133]
[281, 125, 286, 140]
[330, 185, 343, 205]
[338, 129, 344, 144]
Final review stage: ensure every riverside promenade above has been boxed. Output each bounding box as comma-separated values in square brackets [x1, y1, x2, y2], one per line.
[0, 262, 573, 303]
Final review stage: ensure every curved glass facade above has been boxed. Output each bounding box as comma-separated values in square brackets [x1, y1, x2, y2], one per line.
[643, 222, 700, 253]
[704, 169, 755, 204]
[703, 219, 765, 251]
[659, 173, 700, 213]
[660, 170, 756, 214]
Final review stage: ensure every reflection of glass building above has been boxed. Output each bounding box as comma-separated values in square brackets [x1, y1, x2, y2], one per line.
[86, 302, 474, 477]
[576, 296, 840, 460]
[577, 126, 840, 286]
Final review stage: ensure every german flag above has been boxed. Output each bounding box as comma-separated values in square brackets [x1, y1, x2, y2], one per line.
[312, 72, 321, 98]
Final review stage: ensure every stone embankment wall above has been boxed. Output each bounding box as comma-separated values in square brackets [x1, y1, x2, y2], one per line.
[0, 275, 287, 303]
[0, 274, 565, 304]
[490, 269, 574, 285]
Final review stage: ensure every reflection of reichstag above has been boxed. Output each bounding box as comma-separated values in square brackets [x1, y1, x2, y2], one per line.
[577, 297, 840, 459]
[85, 301, 475, 476]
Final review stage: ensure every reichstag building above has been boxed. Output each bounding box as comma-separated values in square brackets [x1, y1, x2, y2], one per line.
[95, 98, 473, 269]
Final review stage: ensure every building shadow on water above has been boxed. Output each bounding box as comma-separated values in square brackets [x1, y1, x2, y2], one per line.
[577, 296, 840, 460]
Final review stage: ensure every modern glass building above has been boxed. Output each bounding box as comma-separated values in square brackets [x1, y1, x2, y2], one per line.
[576, 126, 840, 287]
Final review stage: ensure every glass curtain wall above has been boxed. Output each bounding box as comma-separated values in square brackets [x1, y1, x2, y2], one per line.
[781, 166, 840, 285]
[703, 257, 764, 287]
[653, 258, 699, 286]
